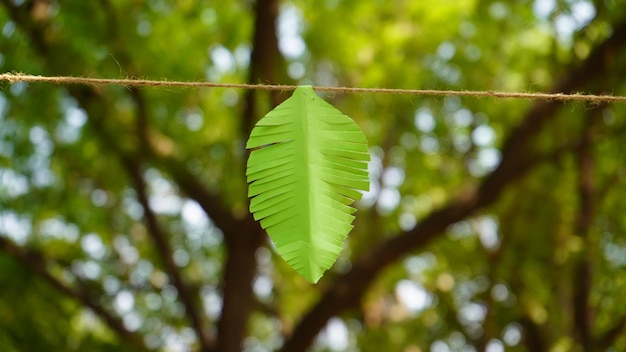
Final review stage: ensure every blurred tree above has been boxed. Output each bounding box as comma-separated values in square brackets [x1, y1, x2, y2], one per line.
[1, 0, 626, 351]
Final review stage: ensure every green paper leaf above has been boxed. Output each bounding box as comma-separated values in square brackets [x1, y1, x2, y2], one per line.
[246, 85, 370, 283]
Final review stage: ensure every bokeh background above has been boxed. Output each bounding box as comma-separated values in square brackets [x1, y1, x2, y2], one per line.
[1, 0, 626, 351]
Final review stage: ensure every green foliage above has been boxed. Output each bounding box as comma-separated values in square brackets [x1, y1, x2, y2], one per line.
[2, 0, 626, 351]
[247, 86, 369, 283]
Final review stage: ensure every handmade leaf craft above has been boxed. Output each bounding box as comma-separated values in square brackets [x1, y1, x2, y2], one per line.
[246, 85, 370, 283]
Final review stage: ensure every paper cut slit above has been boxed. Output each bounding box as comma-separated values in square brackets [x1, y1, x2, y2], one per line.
[246, 85, 369, 284]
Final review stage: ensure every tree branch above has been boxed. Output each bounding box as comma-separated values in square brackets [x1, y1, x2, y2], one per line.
[573, 109, 597, 349]
[241, 0, 284, 136]
[92, 0, 237, 232]
[0, 235, 148, 351]
[124, 159, 215, 351]
[68, 80, 218, 350]
[1, 3, 231, 348]
[2, 0, 239, 237]
[282, 20, 626, 352]
[216, 0, 283, 351]
[70, 86, 219, 351]
[43, 81, 218, 351]
[596, 315, 626, 351]
[519, 316, 548, 352]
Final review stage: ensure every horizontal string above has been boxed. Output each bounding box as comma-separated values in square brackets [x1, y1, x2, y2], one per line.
[2, 72, 626, 103]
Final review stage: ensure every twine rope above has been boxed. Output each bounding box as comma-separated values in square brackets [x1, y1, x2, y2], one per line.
[2, 73, 625, 103]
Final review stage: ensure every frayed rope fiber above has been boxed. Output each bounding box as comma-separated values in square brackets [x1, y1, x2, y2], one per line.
[2, 73, 626, 103]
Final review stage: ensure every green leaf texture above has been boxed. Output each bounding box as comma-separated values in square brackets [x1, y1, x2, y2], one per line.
[246, 86, 370, 283]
